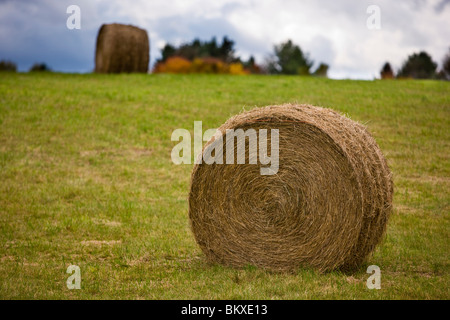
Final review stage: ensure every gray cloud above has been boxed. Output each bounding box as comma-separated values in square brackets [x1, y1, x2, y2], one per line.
[307, 36, 336, 68]
[0, 0, 101, 71]
[435, 0, 450, 12]
[151, 14, 269, 61]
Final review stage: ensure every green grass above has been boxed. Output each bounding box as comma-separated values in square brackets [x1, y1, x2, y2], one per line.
[0, 72, 448, 299]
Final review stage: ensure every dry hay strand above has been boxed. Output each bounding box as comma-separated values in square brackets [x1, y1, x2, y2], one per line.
[95, 23, 149, 73]
[189, 104, 393, 272]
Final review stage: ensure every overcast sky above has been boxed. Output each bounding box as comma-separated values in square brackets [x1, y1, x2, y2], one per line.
[0, 0, 449, 79]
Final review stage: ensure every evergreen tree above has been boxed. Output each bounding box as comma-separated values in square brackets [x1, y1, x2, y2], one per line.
[267, 40, 313, 75]
[313, 63, 329, 77]
[380, 62, 394, 79]
[397, 51, 437, 79]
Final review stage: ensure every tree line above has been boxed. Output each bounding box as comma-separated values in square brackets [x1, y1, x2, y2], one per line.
[0, 61, 51, 72]
[381, 50, 449, 80]
[153, 37, 329, 76]
[154, 36, 449, 80]
[1, 35, 449, 79]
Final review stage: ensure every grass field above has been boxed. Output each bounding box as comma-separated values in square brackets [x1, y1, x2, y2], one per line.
[0, 72, 448, 299]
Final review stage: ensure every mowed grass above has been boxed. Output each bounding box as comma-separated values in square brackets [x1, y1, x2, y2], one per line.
[0, 72, 448, 299]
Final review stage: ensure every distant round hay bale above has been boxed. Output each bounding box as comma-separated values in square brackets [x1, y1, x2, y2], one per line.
[95, 23, 149, 73]
[189, 104, 393, 272]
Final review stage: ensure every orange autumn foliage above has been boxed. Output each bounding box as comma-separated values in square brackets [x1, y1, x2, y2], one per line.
[153, 56, 192, 74]
[153, 56, 249, 75]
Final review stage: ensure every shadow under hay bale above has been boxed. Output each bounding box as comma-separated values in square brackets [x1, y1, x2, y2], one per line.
[95, 23, 149, 73]
[189, 104, 393, 272]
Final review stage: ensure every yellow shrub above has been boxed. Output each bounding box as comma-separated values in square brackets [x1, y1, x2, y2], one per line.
[154, 56, 249, 75]
[229, 62, 248, 75]
[191, 58, 227, 74]
[153, 56, 192, 74]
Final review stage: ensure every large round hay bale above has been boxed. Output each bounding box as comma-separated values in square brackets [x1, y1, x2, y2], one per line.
[95, 23, 149, 73]
[189, 104, 393, 272]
